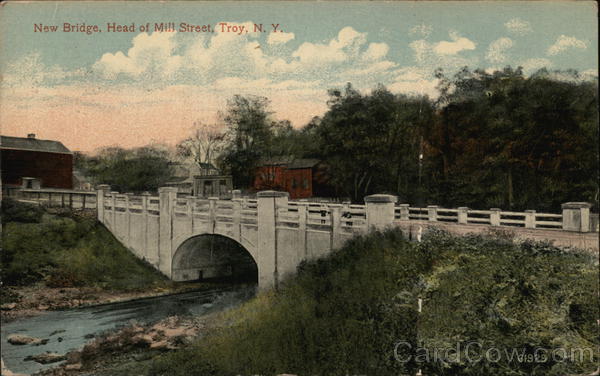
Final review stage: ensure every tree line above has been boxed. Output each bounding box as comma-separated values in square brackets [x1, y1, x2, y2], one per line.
[77, 67, 598, 212]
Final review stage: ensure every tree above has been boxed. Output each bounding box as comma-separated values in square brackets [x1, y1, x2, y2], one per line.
[176, 121, 226, 169]
[85, 145, 173, 192]
[219, 95, 275, 188]
[316, 83, 434, 202]
[427, 67, 598, 211]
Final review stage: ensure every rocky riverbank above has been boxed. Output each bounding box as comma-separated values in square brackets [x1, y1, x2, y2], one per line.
[32, 314, 215, 376]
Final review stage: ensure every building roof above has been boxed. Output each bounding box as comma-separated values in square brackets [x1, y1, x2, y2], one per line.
[1, 135, 72, 154]
[199, 162, 217, 170]
[260, 157, 321, 169]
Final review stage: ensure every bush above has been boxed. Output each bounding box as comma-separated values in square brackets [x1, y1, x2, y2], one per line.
[417, 232, 599, 376]
[1, 202, 172, 291]
[1, 198, 45, 223]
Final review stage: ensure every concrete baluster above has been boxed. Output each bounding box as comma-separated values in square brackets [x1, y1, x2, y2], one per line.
[457, 207, 469, 224]
[525, 210, 536, 229]
[427, 205, 438, 222]
[490, 208, 501, 226]
[399, 204, 410, 220]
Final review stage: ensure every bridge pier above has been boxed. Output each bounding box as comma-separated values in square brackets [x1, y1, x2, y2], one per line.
[158, 187, 178, 278]
[257, 190, 289, 290]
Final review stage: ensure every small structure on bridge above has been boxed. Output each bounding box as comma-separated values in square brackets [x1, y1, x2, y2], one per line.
[192, 165, 233, 198]
[164, 162, 233, 198]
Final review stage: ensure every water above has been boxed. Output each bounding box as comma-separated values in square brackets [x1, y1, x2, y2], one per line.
[1, 285, 256, 375]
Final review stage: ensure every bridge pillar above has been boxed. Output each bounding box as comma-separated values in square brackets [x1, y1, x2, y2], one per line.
[561, 202, 592, 232]
[296, 202, 309, 259]
[159, 187, 178, 277]
[96, 185, 110, 223]
[329, 204, 344, 249]
[365, 194, 397, 230]
[231, 198, 242, 243]
[110, 192, 118, 231]
[257, 190, 289, 290]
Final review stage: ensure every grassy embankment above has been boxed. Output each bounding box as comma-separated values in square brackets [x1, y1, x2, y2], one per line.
[148, 229, 598, 376]
[1, 199, 176, 301]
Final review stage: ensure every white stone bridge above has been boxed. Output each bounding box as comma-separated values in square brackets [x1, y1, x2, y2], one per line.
[90, 185, 598, 290]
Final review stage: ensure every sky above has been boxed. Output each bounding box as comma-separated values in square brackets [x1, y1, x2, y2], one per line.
[0, 1, 597, 152]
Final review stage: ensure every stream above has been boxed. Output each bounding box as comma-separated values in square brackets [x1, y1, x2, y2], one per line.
[1, 284, 257, 375]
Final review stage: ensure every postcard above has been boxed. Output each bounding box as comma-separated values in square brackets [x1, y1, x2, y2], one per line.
[1, 2, 598, 376]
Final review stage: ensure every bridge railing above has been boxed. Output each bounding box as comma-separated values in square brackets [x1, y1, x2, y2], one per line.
[15, 188, 97, 209]
[275, 201, 369, 234]
[393, 203, 595, 232]
[97, 186, 596, 234]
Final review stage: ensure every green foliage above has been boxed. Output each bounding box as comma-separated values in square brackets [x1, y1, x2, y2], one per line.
[417, 231, 598, 375]
[428, 67, 599, 211]
[148, 230, 598, 376]
[219, 95, 276, 188]
[1, 201, 171, 290]
[316, 83, 435, 202]
[1, 198, 45, 223]
[256, 68, 596, 209]
[78, 146, 174, 193]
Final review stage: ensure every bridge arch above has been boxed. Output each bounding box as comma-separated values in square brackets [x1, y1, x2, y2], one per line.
[171, 234, 258, 283]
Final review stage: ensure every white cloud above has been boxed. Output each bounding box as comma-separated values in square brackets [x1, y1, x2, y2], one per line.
[486, 37, 514, 64]
[389, 67, 439, 97]
[94, 32, 182, 80]
[409, 35, 479, 74]
[580, 69, 598, 80]
[292, 27, 367, 65]
[504, 18, 532, 35]
[409, 40, 430, 63]
[344, 60, 396, 78]
[547, 35, 587, 56]
[432, 32, 476, 55]
[362, 42, 389, 61]
[3, 52, 80, 87]
[409, 23, 433, 38]
[520, 58, 552, 73]
[267, 31, 295, 45]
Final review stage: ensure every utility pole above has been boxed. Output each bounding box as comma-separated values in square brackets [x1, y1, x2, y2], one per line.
[418, 135, 424, 209]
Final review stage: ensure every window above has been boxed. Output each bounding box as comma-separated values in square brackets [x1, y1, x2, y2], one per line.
[291, 178, 297, 188]
[302, 178, 309, 189]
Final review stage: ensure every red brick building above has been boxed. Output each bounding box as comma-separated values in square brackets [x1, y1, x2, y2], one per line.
[1, 134, 73, 189]
[254, 157, 332, 199]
